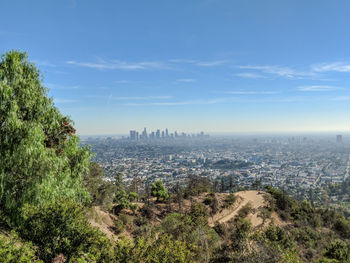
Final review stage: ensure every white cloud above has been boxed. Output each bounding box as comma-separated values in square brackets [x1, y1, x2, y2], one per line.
[312, 62, 350, 72]
[176, 78, 196, 83]
[66, 59, 170, 70]
[234, 73, 266, 79]
[33, 60, 56, 67]
[226, 91, 278, 95]
[237, 65, 314, 79]
[169, 58, 227, 67]
[298, 85, 339, 91]
[169, 59, 197, 63]
[123, 97, 237, 106]
[195, 60, 227, 67]
[124, 101, 197, 106]
[88, 95, 173, 101]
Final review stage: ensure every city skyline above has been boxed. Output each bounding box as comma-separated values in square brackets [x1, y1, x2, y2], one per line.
[129, 127, 207, 140]
[2, 1, 350, 134]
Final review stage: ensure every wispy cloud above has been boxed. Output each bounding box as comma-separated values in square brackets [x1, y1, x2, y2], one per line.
[123, 97, 241, 106]
[169, 59, 197, 64]
[33, 60, 56, 67]
[67, 59, 170, 70]
[124, 101, 197, 106]
[298, 85, 340, 91]
[195, 60, 227, 67]
[234, 72, 266, 79]
[169, 58, 227, 67]
[312, 62, 350, 73]
[237, 65, 314, 79]
[121, 94, 350, 106]
[226, 90, 278, 95]
[89, 95, 173, 101]
[176, 78, 196, 83]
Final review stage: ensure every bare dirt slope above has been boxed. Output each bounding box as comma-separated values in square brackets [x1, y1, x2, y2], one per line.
[209, 190, 277, 228]
[88, 206, 119, 241]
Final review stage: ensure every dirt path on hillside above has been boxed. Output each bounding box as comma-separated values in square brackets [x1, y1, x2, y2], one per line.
[209, 190, 267, 227]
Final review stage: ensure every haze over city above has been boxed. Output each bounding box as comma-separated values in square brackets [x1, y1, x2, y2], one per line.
[2, 0, 350, 134]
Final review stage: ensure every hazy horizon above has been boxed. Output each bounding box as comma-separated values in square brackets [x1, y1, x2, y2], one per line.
[2, 0, 350, 135]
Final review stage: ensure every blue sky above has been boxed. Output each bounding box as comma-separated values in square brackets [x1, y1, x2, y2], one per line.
[2, 0, 350, 135]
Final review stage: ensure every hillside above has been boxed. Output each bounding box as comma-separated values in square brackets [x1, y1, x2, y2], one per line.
[87, 187, 350, 263]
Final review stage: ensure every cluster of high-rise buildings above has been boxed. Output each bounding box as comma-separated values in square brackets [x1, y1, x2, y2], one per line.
[336, 134, 343, 143]
[129, 128, 207, 140]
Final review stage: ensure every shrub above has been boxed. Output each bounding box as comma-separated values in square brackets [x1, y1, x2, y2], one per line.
[333, 218, 350, 238]
[0, 231, 42, 263]
[324, 239, 350, 262]
[114, 235, 197, 263]
[140, 204, 155, 220]
[264, 226, 294, 250]
[203, 195, 214, 206]
[224, 193, 237, 207]
[18, 199, 114, 262]
[237, 203, 253, 218]
[114, 218, 125, 234]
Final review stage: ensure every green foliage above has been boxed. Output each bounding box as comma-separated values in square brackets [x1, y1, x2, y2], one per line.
[113, 190, 139, 214]
[0, 51, 91, 222]
[334, 218, 350, 239]
[0, 231, 42, 263]
[114, 235, 197, 263]
[189, 202, 208, 226]
[183, 175, 211, 198]
[159, 212, 220, 260]
[114, 218, 125, 234]
[160, 213, 192, 240]
[290, 226, 322, 249]
[203, 193, 219, 215]
[18, 199, 114, 262]
[258, 207, 272, 225]
[264, 225, 294, 250]
[151, 180, 168, 202]
[224, 193, 237, 207]
[324, 239, 350, 262]
[84, 162, 116, 207]
[230, 217, 251, 252]
[139, 203, 155, 220]
[237, 203, 253, 218]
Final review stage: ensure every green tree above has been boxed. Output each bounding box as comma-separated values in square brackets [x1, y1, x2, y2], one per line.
[84, 162, 116, 207]
[113, 190, 138, 214]
[0, 51, 91, 223]
[151, 180, 168, 202]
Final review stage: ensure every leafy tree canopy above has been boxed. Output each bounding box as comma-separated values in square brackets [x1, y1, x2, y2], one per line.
[151, 180, 168, 202]
[0, 51, 91, 223]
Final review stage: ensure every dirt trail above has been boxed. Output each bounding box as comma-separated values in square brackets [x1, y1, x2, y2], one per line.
[209, 190, 267, 227]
